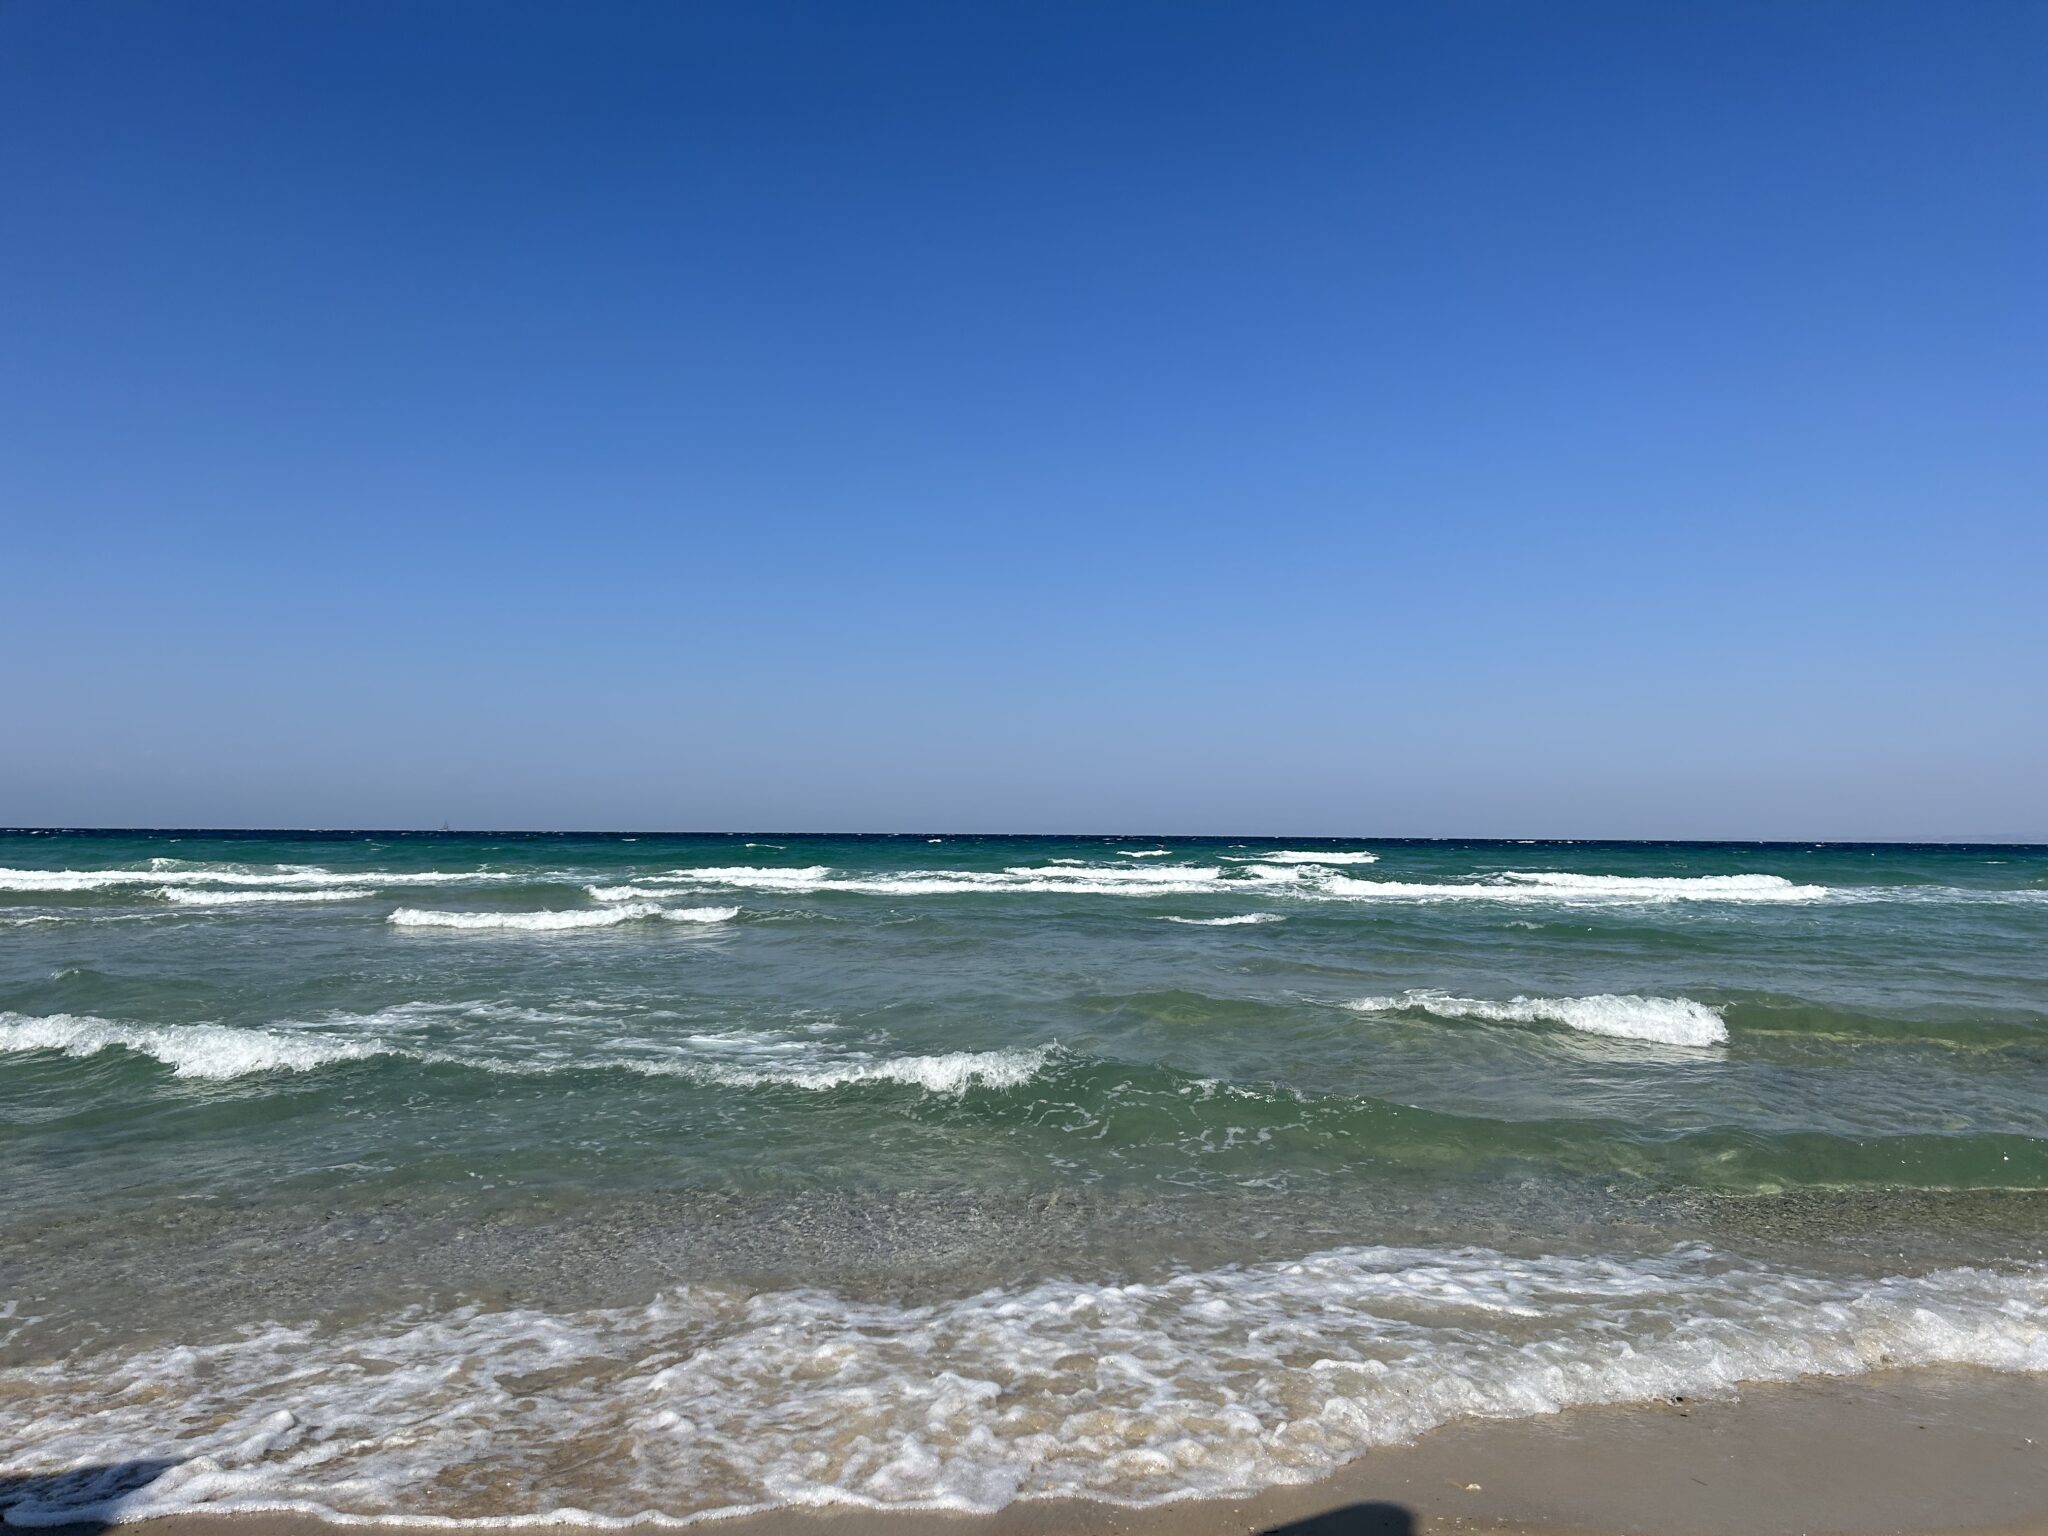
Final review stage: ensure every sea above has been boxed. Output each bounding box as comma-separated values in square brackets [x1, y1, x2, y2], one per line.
[3, 831, 2046, 1526]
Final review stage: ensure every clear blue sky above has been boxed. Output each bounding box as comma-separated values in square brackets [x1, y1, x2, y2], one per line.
[3, 1, 2042, 837]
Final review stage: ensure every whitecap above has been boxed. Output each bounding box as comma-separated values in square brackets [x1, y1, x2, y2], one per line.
[661, 864, 1237, 898]
[0, 1013, 389, 1079]
[623, 863, 1846, 905]
[1319, 871, 1829, 904]
[684, 1044, 1051, 1095]
[664, 865, 833, 889]
[1249, 850, 1379, 864]
[156, 888, 375, 906]
[1493, 871, 1824, 900]
[1162, 914, 1285, 926]
[389, 904, 733, 931]
[1349, 990, 1728, 1047]
[0, 865, 525, 893]
[663, 907, 740, 924]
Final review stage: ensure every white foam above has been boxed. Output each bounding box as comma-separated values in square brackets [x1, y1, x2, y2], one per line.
[0, 863, 2031, 909]
[316, 1000, 593, 1033]
[1117, 849, 1173, 857]
[1249, 850, 1379, 864]
[1006, 863, 1221, 885]
[1349, 990, 1728, 1047]
[156, 888, 375, 906]
[389, 904, 732, 931]
[0, 1009, 1017, 1094]
[664, 865, 834, 888]
[391, 904, 663, 930]
[688, 1044, 1051, 1095]
[1162, 914, 1285, 926]
[663, 906, 740, 924]
[1225, 862, 1313, 885]
[1493, 871, 1825, 900]
[3, 1243, 2041, 1527]
[1318, 871, 1829, 905]
[0, 1013, 389, 1079]
[585, 888, 742, 920]
[0, 865, 523, 893]
[660, 864, 1238, 898]
[512, 864, 1857, 906]
[443, 1042, 1049, 1096]
[0, 913, 169, 928]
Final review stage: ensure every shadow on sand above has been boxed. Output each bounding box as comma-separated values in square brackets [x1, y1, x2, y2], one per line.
[0, 1467, 1424, 1536]
[1262, 1503, 1418, 1535]
[0, 1460, 182, 1533]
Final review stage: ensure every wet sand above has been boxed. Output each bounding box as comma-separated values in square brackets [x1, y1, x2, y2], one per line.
[21, 1365, 2044, 1536]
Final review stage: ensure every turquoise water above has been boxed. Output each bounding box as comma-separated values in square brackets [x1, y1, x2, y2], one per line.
[3, 833, 2046, 1523]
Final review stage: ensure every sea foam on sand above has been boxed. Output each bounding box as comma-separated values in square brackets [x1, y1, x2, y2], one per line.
[2, 1243, 2042, 1526]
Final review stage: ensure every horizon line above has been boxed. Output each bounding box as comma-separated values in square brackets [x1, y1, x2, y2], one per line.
[4, 827, 2044, 849]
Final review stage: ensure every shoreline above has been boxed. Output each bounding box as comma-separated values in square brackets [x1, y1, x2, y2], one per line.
[16, 1365, 2045, 1536]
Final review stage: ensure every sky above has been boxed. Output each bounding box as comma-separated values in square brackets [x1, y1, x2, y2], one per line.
[2, 1, 2043, 838]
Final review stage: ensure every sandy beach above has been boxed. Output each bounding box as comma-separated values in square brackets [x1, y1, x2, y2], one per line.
[10, 1365, 2041, 1536]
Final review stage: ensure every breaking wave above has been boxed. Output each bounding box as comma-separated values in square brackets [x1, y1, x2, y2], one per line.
[651, 864, 1237, 898]
[1246, 850, 1380, 864]
[6, 862, 2031, 910]
[156, 888, 375, 906]
[1318, 871, 1829, 904]
[1349, 991, 1728, 1047]
[585, 884, 675, 901]
[0, 864, 522, 893]
[681, 1044, 1052, 1095]
[0, 1013, 389, 1079]
[388, 905, 737, 931]
[0, 1011, 1041, 1095]
[632, 864, 1836, 905]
